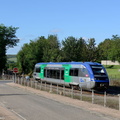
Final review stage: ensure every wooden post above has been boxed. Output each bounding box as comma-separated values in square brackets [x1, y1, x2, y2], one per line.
[45, 82, 46, 91]
[40, 81, 42, 90]
[71, 86, 73, 98]
[63, 85, 65, 96]
[80, 87, 82, 101]
[104, 91, 106, 107]
[57, 84, 58, 94]
[118, 94, 120, 111]
[92, 89, 94, 104]
[50, 83, 52, 92]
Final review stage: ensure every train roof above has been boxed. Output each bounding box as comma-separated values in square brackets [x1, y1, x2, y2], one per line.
[36, 62, 101, 66]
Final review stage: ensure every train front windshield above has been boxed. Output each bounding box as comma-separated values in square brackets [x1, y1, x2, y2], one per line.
[90, 65, 106, 76]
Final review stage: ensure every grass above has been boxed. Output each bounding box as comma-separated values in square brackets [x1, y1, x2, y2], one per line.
[104, 65, 120, 86]
[105, 65, 120, 78]
[7, 54, 17, 62]
[105, 65, 120, 76]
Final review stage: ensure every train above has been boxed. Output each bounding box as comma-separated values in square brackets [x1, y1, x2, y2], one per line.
[33, 62, 109, 90]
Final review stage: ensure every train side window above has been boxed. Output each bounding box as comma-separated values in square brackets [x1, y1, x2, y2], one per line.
[70, 68, 78, 76]
[56, 70, 60, 79]
[36, 67, 41, 73]
[44, 68, 47, 77]
[61, 70, 64, 80]
[44, 68, 64, 80]
[70, 69, 74, 76]
[45, 69, 60, 79]
[74, 68, 78, 76]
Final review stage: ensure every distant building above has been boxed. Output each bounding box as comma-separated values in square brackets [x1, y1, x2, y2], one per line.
[101, 60, 120, 65]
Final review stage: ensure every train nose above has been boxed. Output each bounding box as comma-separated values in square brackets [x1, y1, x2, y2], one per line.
[95, 82, 109, 90]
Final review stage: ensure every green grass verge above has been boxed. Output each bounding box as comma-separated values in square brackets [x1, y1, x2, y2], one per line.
[104, 65, 120, 86]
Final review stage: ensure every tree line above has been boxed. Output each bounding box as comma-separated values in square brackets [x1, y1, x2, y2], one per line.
[17, 35, 120, 75]
[0, 24, 120, 76]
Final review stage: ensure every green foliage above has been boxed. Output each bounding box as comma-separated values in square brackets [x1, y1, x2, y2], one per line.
[86, 38, 97, 61]
[17, 35, 61, 74]
[98, 35, 120, 63]
[62, 37, 98, 62]
[98, 39, 113, 60]
[110, 35, 120, 62]
[0, 24, 19, 75]
[62, 36, 78, 61]
[42, 35, 61, 62]
[62, 36, 88, 61]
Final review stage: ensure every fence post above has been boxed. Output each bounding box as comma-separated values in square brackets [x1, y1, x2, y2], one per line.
[50, 83, 52, 92]
[20, 77, 21, 85]
[28, 80, 29, 87]
[18, 77, 19, 84]
[63, 85, 65, 96]
[35, 82, 36, 89]
[57, 84, 58, 94]
[45, 82, 46, 91]
[118, 94, 120, 111]
[40, 80, 42, 90]
[31, 80, 32, 88]
[71, 86, 73, 98]
[23, 78, 25, 86]
[104, 91, 106, 107]
[80, 87, 82, 100]
[92, 89, 94, 104]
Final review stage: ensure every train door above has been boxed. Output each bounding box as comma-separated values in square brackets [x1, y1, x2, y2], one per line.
[62, 64, 71, 84]
[39, 64, 47, 79]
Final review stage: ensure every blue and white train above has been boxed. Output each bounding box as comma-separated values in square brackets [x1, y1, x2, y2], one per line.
[33, 62, 109, 90]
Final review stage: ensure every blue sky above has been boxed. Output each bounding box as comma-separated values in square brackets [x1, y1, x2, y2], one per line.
[1, 0, 120, 54]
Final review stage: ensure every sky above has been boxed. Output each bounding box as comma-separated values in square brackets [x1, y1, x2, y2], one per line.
[0, 0, 120, 54]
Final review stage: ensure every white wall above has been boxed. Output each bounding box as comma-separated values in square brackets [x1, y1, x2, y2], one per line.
[101, 60, 120, 65]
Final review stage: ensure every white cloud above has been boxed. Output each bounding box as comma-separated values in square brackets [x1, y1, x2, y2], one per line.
[49, 29, 61, 33]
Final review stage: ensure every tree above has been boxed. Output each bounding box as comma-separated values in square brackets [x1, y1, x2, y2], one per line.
[62, 36, 78, 61]
[17, 35, 62, 75]
[76, 37, 87, 61]
[98, 39, 113, 61]
[0, 24, 19, 75]
[86, 38, 97, 61]
[62, 36, 88, 62]
[17, 44, 30, 74]
[109, 35, 120, 62]
[42, 35, 61, 62]
[98, 35, 120, 63]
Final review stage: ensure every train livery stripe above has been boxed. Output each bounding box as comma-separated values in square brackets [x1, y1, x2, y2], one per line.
[39, 64, 47, 78]
[62, 64, 71, 83]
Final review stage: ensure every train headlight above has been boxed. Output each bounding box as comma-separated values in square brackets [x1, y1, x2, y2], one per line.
[100, 84, 104, 87]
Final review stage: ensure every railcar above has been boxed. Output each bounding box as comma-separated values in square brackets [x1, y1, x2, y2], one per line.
[33, 62, 109, 90]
